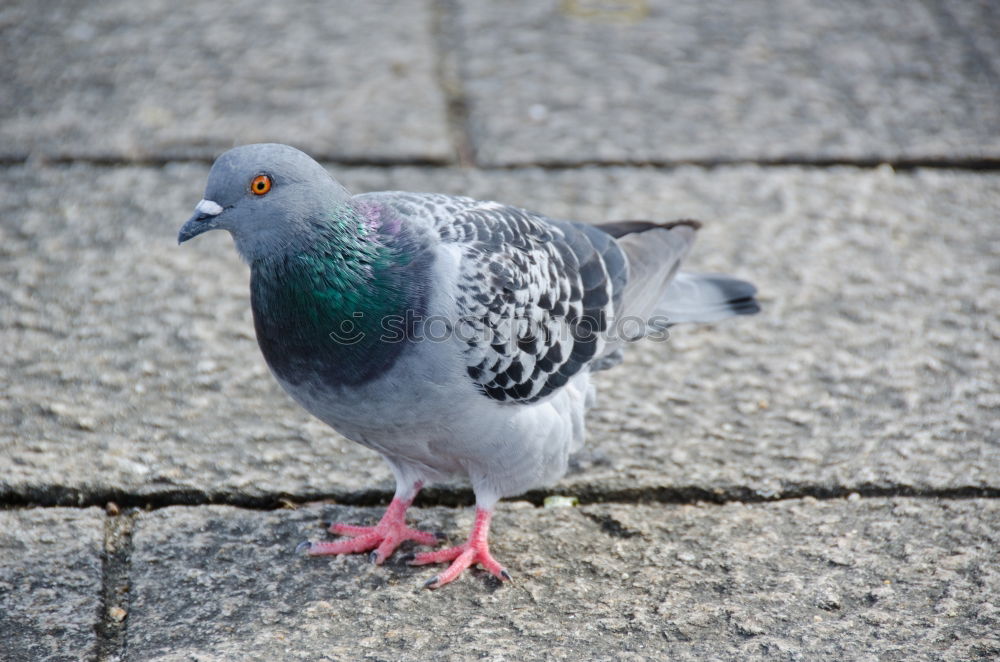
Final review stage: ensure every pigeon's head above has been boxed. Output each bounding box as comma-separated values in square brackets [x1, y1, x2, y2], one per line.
[178, 143, 352, 262]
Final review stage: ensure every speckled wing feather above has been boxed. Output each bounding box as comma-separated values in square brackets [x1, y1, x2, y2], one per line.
[358, 192, 627, 404]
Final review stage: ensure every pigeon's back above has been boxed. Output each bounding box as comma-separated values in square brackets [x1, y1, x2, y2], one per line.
[359, 191, 758, 394]
[357, 191, 631, 405]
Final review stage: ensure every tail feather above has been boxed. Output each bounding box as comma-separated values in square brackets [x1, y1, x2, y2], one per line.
[606, 220, 699, 333]
[596, 219, 760, 337]
[654, 272, 760, 327]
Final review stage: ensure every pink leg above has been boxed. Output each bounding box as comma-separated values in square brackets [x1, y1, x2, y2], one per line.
[409, 507, 511, 589]
[299, 483, 440, 564]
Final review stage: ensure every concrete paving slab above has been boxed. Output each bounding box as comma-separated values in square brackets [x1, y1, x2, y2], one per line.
[452, 0, 1000, 165]
[2, 164, 997, 504]
[0, 508, 105, 662]
[126, 499, 1000, 661]
[0, 0, 451, 162]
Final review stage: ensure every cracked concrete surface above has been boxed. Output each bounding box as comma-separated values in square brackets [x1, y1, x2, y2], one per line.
[1, 1, 998, 660]
[123, 500, 999, 661]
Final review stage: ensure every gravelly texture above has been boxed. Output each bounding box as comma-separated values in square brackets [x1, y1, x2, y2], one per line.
[0, 508, 104, 662]
[3, 2, 998, 660]
[126, 499, 1000, 661]
[0, 0, 451, 162]
[453, 0, 1000, 165]
[2, 164, 998, 504]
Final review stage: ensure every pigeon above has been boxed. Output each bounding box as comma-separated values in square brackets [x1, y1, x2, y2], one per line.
[178, 143, 759, 588]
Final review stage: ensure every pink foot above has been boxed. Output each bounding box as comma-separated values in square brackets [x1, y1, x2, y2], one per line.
[410, 508, 511, 589]
[299, 494, 440, 564]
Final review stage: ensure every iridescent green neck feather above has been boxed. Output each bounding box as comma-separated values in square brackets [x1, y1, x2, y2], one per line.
[249, 203, 429, 386]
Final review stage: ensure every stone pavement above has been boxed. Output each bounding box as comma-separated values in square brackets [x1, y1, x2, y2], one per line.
[1, 1, 998, 661]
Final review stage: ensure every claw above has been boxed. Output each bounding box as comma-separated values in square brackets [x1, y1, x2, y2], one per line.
[399, 553, 416, 564]
[434, 531, 448, 540]
[305, 493, 440, 563]
[410, 507, 508, 588]
[295, 540, 313, 555]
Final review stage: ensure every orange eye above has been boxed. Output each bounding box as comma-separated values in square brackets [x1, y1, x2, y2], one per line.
[250, 174, 272, 195]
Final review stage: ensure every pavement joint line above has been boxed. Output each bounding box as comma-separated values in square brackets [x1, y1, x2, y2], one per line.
[2, 484, 999, 513]
[0, 154, 455, 169]
[431, 0, 477, 167]
[2, 155, 1000, 172]
[95, 511, 135, 662]
[478, 156, 1000, 172]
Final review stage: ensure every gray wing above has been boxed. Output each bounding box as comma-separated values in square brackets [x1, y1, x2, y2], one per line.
[358, 191, 629, 404]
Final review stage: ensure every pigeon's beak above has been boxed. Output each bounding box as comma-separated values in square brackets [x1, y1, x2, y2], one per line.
[178, 199, 225, 244]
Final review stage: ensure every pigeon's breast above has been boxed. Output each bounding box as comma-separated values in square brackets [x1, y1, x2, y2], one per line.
[269, 327, 474, 447]
[249, 238, 435, 391]
[251, 240, 471, 447]
[250, 306, 410, 390]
